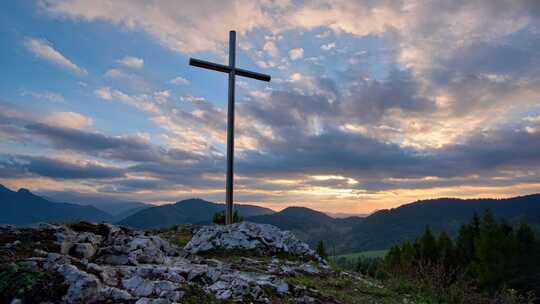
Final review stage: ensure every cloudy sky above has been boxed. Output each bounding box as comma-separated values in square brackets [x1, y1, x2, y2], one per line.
[1, 1, 540, 213]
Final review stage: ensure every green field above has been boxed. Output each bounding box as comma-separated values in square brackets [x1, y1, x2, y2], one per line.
[334, 249, 388, 260]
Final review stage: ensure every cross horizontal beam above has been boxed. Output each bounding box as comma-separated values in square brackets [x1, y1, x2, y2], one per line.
[189, 58, 271, 82]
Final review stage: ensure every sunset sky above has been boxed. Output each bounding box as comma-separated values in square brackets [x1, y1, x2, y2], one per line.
[1, 1, 539, 213]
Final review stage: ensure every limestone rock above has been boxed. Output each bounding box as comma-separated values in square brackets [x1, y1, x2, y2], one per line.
[185, 222, 322, 260]
[1, 221, 332, 304]
[71, 243, 96, 259]
[122, 275, 155, 297]
[57, 264, 102, 303]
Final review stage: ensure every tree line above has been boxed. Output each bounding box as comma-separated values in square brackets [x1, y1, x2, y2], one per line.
[336, 211, 540, 303]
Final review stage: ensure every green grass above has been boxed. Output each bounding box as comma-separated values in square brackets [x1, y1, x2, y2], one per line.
[286, 273, 404, 304]
[0, 260, 67, 303]
[154, 224, 197, 247]
[335, 249, 388, 260]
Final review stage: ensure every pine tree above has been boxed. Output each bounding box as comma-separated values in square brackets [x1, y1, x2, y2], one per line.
[419, 226, 438, 263]
[437, 231, 454, 268]
[384, 245, 403, 271]
[456, 223, 475, 267]
[400, 240, 416, 270]
[511, 222, 540, 291]
[316, 240, 328, 259]
[474, 210, 508, 291]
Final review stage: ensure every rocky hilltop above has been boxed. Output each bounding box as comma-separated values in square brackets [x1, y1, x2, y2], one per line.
[0, 221, 391, 304]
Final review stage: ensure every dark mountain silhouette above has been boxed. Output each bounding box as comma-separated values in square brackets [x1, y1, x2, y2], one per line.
[249, 206, 338, 229]
[344, 194, 540, 252]
[325, 212, 370, 218]
[119, 198, 274, 229]
[0, 185, 113, 225]
[40, 191, 149, 216]
[245, 195, 540, 253]
[111, 205, 150, 222]
[2, 183, 538, 254]
[248, 206, 363, 250]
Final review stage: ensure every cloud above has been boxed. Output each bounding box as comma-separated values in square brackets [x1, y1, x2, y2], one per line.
[180, 95, 205, 103]
[24, 37, 87, 76]
[170, 76, 190, 85]
[104, 68, 127, 79]
[43, 112, 93, 129]
[263, 41, 279, 58]
[339, 68, 436, 123]
[10, 0, 540, 210]
[25, 123, 150, 156]
[42, 0, 279, 54]
[320, 42, 336, 51]
[20, 90, 65, 103]
[288, 48, 304, 60]
[116, 56, 144, 69]
[94, 87, 113, 100]
[0, 155, 125, 179]
[94, 87, 159, 113]
[102, 68, 151, 90]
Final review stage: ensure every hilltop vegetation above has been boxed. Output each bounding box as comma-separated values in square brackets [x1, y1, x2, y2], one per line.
[0, 221, 416, 304]
[336, 212, 540, 303]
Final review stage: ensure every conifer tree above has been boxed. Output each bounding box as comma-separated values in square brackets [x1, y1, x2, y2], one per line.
[474, 210, 507, 291]
[419, 226, 438, 263]
[437, 231, 454, 268]
[316, 240, 328, 259]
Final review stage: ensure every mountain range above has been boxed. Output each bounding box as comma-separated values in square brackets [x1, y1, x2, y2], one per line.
[343, 194, 540, 252]
[119, 198, 275, 229]
[0, 184, 538, 254]
[248, 194, 540, 252]
[0, 185, 112, 225]
[247, 206, 362, 250]
[39, 191, 149, 217]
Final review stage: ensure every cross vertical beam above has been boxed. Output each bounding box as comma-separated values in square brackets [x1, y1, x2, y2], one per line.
[189, 30, 271, 225]
[225, 31, 236, 225]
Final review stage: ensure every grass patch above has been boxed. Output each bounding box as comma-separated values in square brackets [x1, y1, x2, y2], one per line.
[180, 283, 231, 304]
[154, 224, 198, 247]
[0, 260, 67, 303]
[0, 228, 59, 261]
[286, 272, 403, 304]
[335, 249, 388, 260]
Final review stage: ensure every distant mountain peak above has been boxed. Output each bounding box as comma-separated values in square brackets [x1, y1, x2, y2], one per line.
[175, 198, 212, 205]
[279, 206, 330, 217]
[17, 188, 32, 195]
[0, 185, 113, 225]
[121, 198, 274, 229]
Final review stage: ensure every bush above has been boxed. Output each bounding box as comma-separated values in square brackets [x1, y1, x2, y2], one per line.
[354, 256, 383, 278]
[316, 240, 328, 259]
[212, 210, 243, 225]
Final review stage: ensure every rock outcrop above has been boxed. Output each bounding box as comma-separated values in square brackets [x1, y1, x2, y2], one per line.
[0, 221, 332, 303]
[185, 222, 321, 260]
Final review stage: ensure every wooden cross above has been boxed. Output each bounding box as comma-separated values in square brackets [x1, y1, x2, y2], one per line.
[189, 31, 271, 225]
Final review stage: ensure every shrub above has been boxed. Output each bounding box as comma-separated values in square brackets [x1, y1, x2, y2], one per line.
[212, 210, 243, 225]
[316, 240, 328, 259]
